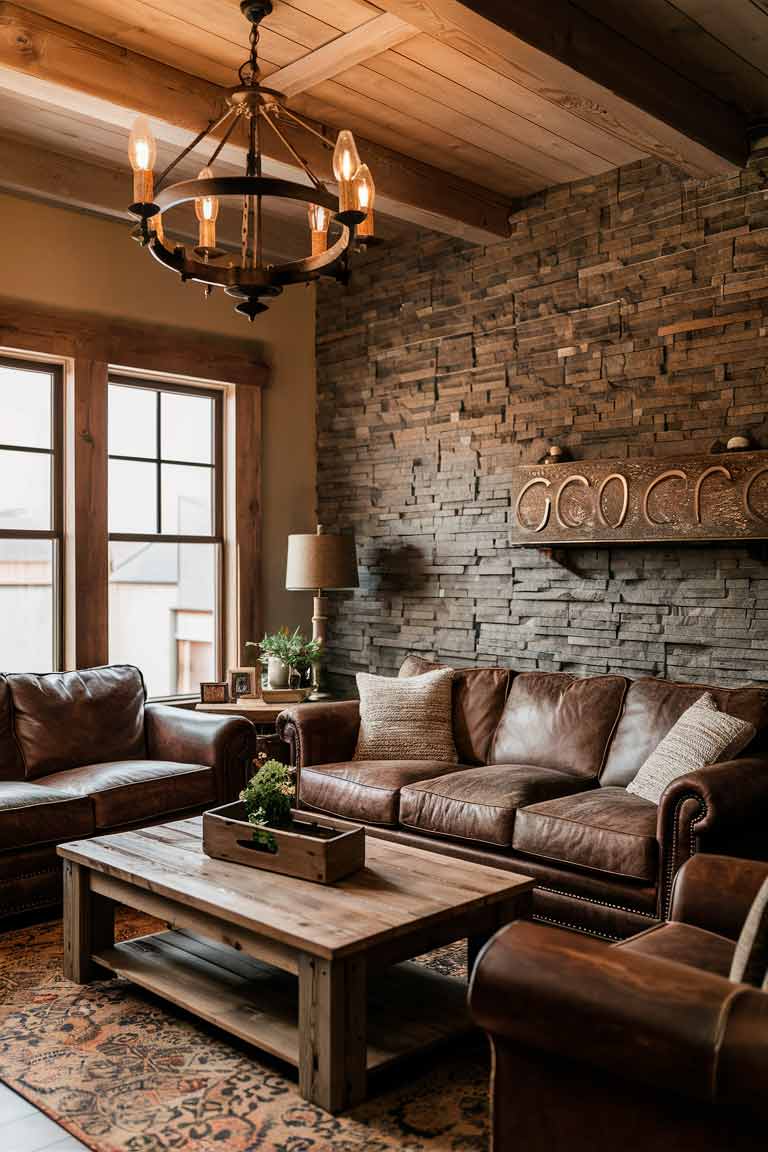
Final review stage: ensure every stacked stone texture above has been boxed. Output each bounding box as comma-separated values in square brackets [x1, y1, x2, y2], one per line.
[315, 158, 768, 689]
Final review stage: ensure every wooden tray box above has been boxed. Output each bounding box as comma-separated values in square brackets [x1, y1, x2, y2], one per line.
[261, 687, 311, 704]
[203, 802, 365, 884]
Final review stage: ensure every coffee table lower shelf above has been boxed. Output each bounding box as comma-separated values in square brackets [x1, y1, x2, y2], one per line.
[94, 928, 472, 1076]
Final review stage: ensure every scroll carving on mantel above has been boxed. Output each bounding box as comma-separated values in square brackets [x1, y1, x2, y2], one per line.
[508, 452, 768, 545]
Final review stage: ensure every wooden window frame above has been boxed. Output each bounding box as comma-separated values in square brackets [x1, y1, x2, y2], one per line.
[0, 297, 266, 678]
[0, 354, 65, 669]
[107, 375, 225, 695]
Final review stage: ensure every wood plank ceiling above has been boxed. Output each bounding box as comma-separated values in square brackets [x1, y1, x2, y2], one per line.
[0, 0, 765, 257]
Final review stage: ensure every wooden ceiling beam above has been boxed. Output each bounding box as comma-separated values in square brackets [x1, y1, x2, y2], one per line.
[267, 12, 418, 98]
[0, 133, 305, 261]
[0, 2, 515, 241]
[375, 0, 746, 176]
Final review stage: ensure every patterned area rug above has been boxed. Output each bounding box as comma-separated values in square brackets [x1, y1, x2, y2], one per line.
[0, 911, 489, 1151]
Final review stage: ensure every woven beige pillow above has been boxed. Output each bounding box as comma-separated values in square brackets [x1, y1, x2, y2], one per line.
[627, 692, 755, 805]
[729, 877, 768, 988]
[353, 668, 458, 762]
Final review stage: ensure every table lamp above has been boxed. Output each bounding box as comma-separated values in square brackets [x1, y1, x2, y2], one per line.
[285, 524, 358, 700]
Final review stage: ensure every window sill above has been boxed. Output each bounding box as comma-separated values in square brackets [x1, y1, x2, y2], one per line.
[148, 695, 199, 709]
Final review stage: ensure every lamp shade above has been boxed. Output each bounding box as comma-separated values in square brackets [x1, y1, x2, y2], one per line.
[286, 528, 358, 591]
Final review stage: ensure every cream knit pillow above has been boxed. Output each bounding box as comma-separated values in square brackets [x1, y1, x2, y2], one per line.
[729, 877, 768, 989]
[353, 668, 458, 762]
[627, 692, 755, 805]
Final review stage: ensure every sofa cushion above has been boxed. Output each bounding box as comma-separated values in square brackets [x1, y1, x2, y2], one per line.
[627, 692, 755, 804]
[0, 781, 94, 851]
[512, 787, 658, 882]
[601, 677, 768, 788]
[399, 655, 511, 765]
[43, 760, 214, 830]
[489, 672, 628, 778]
[299, 760, 464, 826]
[0, 677, 23, 782]
[620, 922, 736, 978]
[8, 666, 147, 780]
[353, 669, 457, 763]
[399, 764, 597, 848]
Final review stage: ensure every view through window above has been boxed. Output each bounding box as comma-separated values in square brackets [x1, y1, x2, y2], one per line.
[0, 358, 61, 672]
[107, 379, 222, 697]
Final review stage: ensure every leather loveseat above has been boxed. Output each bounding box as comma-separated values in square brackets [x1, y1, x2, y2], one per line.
[278, 657, 768, 940]
[0, 665, 255, 925]
[469, 853, 768, 1152]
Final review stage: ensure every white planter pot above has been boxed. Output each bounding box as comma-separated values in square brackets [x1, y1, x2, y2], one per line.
[267, 657, 289, 688]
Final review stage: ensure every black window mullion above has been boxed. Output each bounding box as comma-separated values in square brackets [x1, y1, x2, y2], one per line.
[0, 443, 54, 456]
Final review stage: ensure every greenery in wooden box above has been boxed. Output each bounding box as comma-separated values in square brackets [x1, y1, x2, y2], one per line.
[240, 756, 295, 851]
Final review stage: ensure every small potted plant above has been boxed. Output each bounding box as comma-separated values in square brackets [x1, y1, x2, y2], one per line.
[258, 626, 304, 688]
[294, 635, 323, 689]
[240, 756, 295, 852]
[255, 627, 323, 689]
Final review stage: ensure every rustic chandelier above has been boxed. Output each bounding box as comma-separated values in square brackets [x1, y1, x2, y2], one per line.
[127, 0, 375, 320]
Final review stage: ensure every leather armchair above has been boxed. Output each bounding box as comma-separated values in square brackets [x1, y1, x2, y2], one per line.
[469, 854, 768, 1152]
[145, 704, 255, 803]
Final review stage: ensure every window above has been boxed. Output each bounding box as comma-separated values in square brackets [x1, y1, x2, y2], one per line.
[107, 379, 222, 698]
[0, 358, 63, 672]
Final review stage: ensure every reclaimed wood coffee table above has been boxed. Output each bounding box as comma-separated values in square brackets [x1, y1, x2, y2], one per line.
[58, 818, 533, 1113]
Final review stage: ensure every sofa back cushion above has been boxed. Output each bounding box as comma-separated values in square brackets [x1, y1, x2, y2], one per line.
[489, 672, 628, 778]
[8, 665, 147, 780]
[399, 654, 511, 765]
[0, 677, 24, 781]
[601, 678, 768, 788]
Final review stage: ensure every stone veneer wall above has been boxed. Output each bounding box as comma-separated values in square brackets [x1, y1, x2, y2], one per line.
[315, 158, 768, 689]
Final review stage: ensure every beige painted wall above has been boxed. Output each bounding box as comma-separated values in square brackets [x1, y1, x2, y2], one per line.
[0, 191, 316, 639]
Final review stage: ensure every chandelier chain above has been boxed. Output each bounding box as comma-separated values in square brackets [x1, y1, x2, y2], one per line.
[239, 23, 261, 86]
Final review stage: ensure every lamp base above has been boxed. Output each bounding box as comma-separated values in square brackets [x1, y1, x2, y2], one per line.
[306, 688, 333, 703]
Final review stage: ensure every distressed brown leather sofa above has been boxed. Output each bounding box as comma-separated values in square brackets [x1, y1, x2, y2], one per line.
[0, 665, 255, 925]
[278, 657, 768, 940]
[469, 854, 768, 1152]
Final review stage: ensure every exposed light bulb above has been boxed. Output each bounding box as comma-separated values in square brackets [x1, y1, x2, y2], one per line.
[308, 203, 331, 255]
[354, 164, 375, 238]
[128, 116, 157, 205]
[333, 130, 362, 216]
[194, 167, 220, 256]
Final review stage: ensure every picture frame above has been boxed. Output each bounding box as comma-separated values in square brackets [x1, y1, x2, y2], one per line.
[228, 666, 258, 700]
[200, 681, 229, 705]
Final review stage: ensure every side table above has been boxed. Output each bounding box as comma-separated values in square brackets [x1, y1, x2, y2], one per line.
[195, 699, 291, 765]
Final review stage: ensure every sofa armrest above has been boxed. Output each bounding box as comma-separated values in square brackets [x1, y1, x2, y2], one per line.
[657, 757, 768, 917]
[144, 704, 256, 803]
[468, 920, 766, 1104]
[276, 701, 360, 771]
[669, 853, 768, 941]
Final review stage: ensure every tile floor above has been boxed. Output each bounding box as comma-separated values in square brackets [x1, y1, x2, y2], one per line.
[0, 1083, 88, 1151]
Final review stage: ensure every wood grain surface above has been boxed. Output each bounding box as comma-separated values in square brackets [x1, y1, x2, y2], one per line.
[58, 816, 534, 959]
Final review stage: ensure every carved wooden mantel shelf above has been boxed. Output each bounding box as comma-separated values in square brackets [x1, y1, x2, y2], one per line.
[509, 452, 768, 546]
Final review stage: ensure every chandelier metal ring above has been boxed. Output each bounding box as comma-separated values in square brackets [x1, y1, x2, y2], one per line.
[149, 178, 351, 285]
